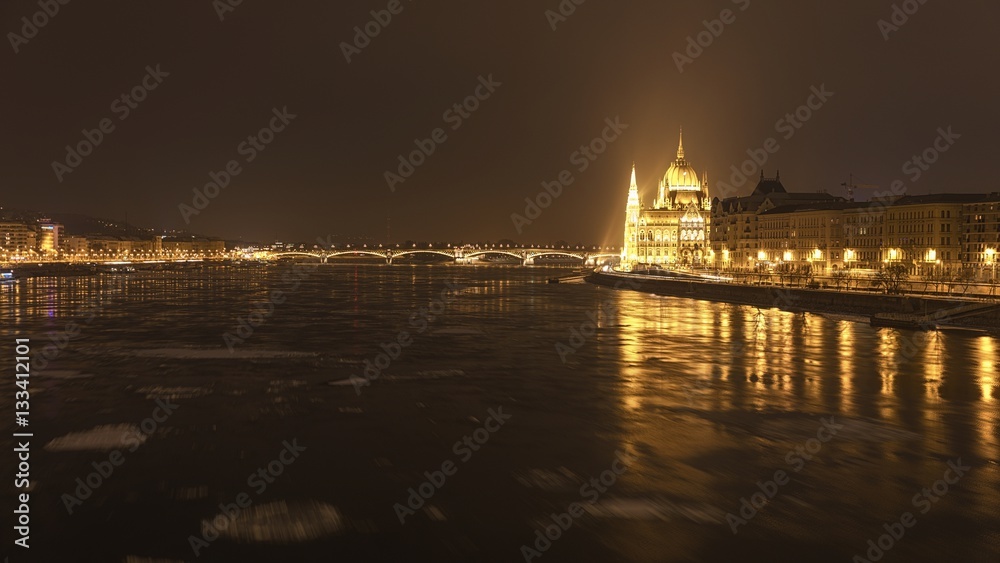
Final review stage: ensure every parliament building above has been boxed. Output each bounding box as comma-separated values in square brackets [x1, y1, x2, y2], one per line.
[621, 130, 712, 267]
[620, 130, 1000, 278]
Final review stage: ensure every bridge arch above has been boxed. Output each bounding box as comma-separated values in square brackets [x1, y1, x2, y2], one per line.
[271, 252, 324, 260]
[324, 250, 389, 262]
[391, 250, 456, 261]
[525, 251, 586, 261]
[464, 250, 525, 261]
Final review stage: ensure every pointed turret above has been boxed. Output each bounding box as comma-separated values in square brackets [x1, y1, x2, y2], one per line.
[627, 162, 640, 207]
[622, 163, 641, 266]
[676, 127, 685, 161]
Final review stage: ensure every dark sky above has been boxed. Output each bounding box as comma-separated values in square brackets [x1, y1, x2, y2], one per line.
[3, 0, 998, 245]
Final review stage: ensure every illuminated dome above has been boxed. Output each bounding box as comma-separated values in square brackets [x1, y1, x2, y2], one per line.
[664, 129, 701, 191]
[671, 188, 701, 206]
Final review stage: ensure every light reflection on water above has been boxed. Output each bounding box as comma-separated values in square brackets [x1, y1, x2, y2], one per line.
[0, 265, 997, 562]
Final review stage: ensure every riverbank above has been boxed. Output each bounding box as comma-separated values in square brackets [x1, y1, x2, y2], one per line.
[1, 260, 220, 279]
[587, 270, 1000, 333]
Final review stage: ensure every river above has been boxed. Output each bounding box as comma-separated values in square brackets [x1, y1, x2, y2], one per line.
[1, 264, 997, 562]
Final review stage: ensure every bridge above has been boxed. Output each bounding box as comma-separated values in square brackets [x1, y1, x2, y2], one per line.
[264, 247, 621, 266]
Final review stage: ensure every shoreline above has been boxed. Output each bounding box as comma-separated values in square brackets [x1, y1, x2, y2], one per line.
[586, 270, 1000, 334]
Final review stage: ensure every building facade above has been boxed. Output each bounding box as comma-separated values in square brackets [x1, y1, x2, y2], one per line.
[621, 130, 712, 268]
[618, 146, 998, 278]
[0, 222, 37, 252]
[962, 194, 1000, 279]
[36, 220, 64, 254]
[710, 172, 842, 270]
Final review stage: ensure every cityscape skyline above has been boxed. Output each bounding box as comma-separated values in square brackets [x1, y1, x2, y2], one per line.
[5, 3, 1000, 562]
[4, 1, 999, 244]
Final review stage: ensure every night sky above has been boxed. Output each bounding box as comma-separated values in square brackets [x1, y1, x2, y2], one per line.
[3, 0, 998, 245]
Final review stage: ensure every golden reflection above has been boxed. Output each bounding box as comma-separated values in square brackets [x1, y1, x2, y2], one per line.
[611, 290, 646, 413]
[608, 290, 722, 528]
[837, 321, 855, 405]
[921, 332, 944, 401]
[877, 330, 900, 394]
[974, 336, 999, 465]
[977, 336, 995, 402]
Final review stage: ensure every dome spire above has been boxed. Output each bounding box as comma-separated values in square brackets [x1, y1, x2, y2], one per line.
[627, 163, 639, 207]
[677, 127, 685, 161]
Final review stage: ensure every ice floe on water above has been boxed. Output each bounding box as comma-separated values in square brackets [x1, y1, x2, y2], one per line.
[579, 496, 724, 524]
[45, 424, 146, 452]
[753, 415, 919, 443]
[166, 484, 209, 501]
[432, 327, 484, 335]
[392, 369, 466, 381]
[204, 500, 343, 544]
[328, 370, 467, 387]
[514, 467, 582, 492]
[415, 369, 465, 378]
[327, 378, 357, 387]
[130, 349, 317, 360]
[137, 386, 210, 400]
[326, 369, 467, 387]
[37, 369, 94, 380]
[833, 417, 921, 442]
[267, 380, 307, 391]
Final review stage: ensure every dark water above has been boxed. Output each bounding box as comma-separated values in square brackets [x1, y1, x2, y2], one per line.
[1, 264, 998, 562]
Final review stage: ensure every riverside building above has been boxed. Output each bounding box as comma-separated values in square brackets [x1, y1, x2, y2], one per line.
[619, 141, 999, 279]
[621, 130, 712, 268]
